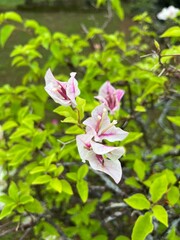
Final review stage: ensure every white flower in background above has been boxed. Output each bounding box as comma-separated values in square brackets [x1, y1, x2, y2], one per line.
[157, 6, 180, 20]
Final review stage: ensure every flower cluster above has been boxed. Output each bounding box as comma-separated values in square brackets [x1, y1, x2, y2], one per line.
[157, 6, 179, 20]
[45, 70, 128, 183]
[76, 104, 128, 183]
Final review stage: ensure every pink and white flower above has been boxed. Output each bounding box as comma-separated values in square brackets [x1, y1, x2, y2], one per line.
[157, 6, 179, 20]
[76, 133, 125, 183]
[45, 69, 80, 107]
[95, 81, 124, 114]
[83, 104, 128, 143]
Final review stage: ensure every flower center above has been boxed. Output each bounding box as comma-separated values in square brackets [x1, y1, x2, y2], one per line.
[106, 93, 116, 110]
[53, 82, 69, 100]
[96, 154, 104, 166]
[96, 108, 107, 132]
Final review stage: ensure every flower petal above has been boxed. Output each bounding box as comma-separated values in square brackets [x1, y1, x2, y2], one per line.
[76, 133, 93, 162]
[44, 69, 71, 106]
[98, 125, 129, 142]
[116, 89, 125, 102]
[66, 72, 80, 107]
[91, 141, 118, 155]
[87, 151, 122, 183]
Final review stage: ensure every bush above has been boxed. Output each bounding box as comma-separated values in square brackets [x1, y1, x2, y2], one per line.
[0, 3, 179, 239]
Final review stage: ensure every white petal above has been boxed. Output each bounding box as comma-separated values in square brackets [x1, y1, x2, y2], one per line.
[87, 152, 122, 183]
[91, 141, 118, 155]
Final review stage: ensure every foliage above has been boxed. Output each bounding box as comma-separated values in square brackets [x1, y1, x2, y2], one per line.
[0, 3, 179, 240]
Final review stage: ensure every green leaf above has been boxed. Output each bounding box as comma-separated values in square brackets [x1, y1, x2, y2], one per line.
[152, 205, 168, 227]
[149, 175, 168, 203]
[19, 195, 34, 205]
[167, 227, 180, 240]
[115, 236, 130, 240]
[161, 26, 180, 38]
[100, 192, 112, 203]
[61, 117, 78, 124]
[0, 195, 14, 204]
[54, 166, 64, 177]
[154, 40, 160, 52]
[54, 106, 77, 120]
[133, 160, 146, 181]
[77, 164, 89, 180]
[0, 203, 16, 220]
[50, 178, 62, 193]
[32, 130, 47, 149]
[135, 106, 146, 112]
[24, 19, 39, 30]
[4, 12, 22, 23]
[124, 193, 150, 210]
[167, 116, 180, 127]
[167, 186, 180, 206]
[30, 166, 45, 174]
[76, 97, 86, 121]
[0, 25, 15, 47]
[24, 199, 44, 214]
[121, 132, 143, 145]
[32, 175, 51, 185]
[125, 177, 142, 189]
[96, 0, 106, 7]
[111, 0, 124, 20]
[77, 180, 88, 203]
[93, 235, 108, 240]
[132, 212, 153, 240]
[44, 153, 56, 168]
[61, 179, 73, 195]
[8, 182, 19, 201]
[65, 125, 84, 135]
[137, 83, 159, 104]
[66, 172, 77, 181]
[2, 120, 18, 130]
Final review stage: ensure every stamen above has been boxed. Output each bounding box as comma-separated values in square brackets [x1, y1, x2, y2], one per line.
[101, 120, 117, 134]
[52, 87, 57, 92]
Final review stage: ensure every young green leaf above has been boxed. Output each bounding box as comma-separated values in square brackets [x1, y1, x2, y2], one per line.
[124, 193, 150, 210]
[24, 199, 44, 214]
[77, 164, 89, 180]
[0, 25, 15, 47]
[77, 179, 88, 203]
[133, 159, 146, 181]
[32, 175, 51, 185]
[30, 166, 45, 174]
[76, 97, 86, 121]
[61, 179, 73, 195]
[4, 12, 22, 23]
[100, 192, 112, 203]
[0, 204, 16, 220]
[167, 116, 180, 127]
[132, 212, 153, 240]
[50, 178, 62, 193]
[167, 186, 180, 206]
[8, 182, 19, 201]
[19, 195, 34, 205]
[149, 175, 168, 203]
[152, 205, 168, 227]
[111, 0, 124, 20]
[66, 172, 77, 181]
[161, 26, 180, 38]
[120, 132, 143, 145]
